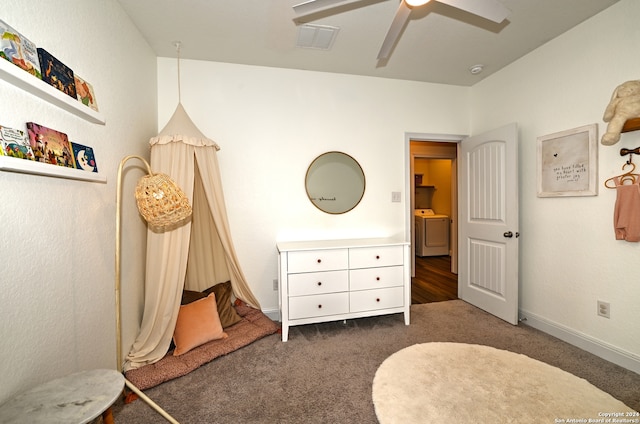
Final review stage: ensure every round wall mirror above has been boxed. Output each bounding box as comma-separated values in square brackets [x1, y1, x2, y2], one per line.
[305, 151, 366, 214]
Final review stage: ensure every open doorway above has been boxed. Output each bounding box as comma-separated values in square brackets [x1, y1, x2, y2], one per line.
[409, 140, 458, 304]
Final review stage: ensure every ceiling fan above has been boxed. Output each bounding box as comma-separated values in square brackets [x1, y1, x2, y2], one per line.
[292, 0, 511, 61]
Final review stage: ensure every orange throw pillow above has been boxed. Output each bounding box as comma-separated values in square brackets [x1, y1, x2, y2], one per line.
[173, 293, 227, 356]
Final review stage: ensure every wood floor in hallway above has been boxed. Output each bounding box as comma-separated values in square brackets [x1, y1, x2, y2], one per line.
[411, 255, 458, 304]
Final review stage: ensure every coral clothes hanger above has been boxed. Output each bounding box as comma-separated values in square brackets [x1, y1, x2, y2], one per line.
[604, 161, 640, 188]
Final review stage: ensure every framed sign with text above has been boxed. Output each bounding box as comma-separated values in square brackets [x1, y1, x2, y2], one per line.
[537, 124, 598, 197]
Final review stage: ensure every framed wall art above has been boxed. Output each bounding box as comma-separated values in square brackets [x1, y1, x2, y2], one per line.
[537, 124, 598, 197]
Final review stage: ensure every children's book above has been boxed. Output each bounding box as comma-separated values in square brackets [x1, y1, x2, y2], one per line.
[0, 19, 41, 78]
[74, 75, 99, 112]
[70, 142, 98, 173]
[26, 122, 75, 168]
[37, 48, 75, 98]
[0, 125, 34, 160]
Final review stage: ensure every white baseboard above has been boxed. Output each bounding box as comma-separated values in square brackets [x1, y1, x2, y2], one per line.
[262, 308, 280, 322]
[519, 308, 640, 374]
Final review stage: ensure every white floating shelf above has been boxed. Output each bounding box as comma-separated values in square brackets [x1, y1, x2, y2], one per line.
[0, 58, 105, 125]
[0, 156, 106, 183]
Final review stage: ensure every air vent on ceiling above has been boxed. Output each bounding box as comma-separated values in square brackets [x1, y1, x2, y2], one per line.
[296, 24, 339, 50]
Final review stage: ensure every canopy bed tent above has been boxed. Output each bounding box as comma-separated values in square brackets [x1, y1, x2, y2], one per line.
[123, 103, 265, 373]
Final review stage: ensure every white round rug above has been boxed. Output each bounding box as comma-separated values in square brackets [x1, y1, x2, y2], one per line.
[372, 343, 635, 423]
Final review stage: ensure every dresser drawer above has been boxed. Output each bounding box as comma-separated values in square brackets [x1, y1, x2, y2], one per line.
[349, 265, 403, 291]
[287, 249, 348, 273]
[349, 245, 403, 269]
[289, 292, 349, 320]
[350, 286, 404, 313]
[288, 270, 348, 297]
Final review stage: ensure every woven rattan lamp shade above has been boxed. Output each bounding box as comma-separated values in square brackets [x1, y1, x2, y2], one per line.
[135, 172, 192, 228]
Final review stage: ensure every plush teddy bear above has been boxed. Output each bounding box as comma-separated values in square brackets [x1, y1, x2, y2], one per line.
[602, 80, 640, 145]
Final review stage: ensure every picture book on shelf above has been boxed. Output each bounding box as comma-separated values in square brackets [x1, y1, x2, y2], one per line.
[70, 142, 98, 173]
[74, 75, 99, 112]
[26, 122, 75, 168]
[0, 19, 41, 79]
[0, 124, 34, 160]
[37, 48, 75, 98]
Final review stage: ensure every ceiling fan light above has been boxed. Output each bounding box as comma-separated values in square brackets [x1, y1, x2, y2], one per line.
[405, 0, 430, 7]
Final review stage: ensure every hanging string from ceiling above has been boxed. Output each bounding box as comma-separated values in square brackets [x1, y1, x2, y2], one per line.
[174, 41, 182, 103]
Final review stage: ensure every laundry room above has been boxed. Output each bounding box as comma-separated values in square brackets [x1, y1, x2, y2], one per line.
[414, 158, 452, 258]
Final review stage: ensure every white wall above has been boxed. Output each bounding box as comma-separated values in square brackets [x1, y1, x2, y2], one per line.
[2, 0, 636, 406]
[157, 59, 470, 311]
[158, 1, 639, 370]
[0, 0, 157, 403]
[471, 0, 639, 367]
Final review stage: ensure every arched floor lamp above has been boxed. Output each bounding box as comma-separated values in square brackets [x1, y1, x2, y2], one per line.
[116, 155, 192, 423]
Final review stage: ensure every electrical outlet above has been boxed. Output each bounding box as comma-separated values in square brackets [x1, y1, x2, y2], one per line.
[273, 279, 279, 291]
[391, 191, 401, 202]
[597, 300, 610, 318]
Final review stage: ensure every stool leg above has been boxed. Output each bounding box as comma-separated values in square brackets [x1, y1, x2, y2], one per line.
[102, 406, 115, 424]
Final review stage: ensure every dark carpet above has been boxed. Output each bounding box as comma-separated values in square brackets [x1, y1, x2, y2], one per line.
[112, 300, 639, 423]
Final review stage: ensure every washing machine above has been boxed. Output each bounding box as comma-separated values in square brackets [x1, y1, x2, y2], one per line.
[415, 209, 450, 257]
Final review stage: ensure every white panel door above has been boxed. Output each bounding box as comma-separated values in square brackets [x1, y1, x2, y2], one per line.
[459, 123, 519, 324]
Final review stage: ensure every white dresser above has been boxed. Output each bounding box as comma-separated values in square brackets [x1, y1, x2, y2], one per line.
[277, 238, 411, 341]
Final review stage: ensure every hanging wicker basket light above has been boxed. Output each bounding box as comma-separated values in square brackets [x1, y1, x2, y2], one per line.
[135, 172, 192, 228]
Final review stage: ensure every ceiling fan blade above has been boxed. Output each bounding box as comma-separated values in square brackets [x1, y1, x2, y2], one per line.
[293, 0, 369, 20]
[437, 0, 510, 23]
[377, 1, 412, 61]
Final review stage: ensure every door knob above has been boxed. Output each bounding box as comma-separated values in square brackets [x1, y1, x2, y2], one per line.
[503, 231, 513, 238]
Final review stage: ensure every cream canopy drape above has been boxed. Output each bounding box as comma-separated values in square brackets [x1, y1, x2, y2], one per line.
[124, 104, 260, 372]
